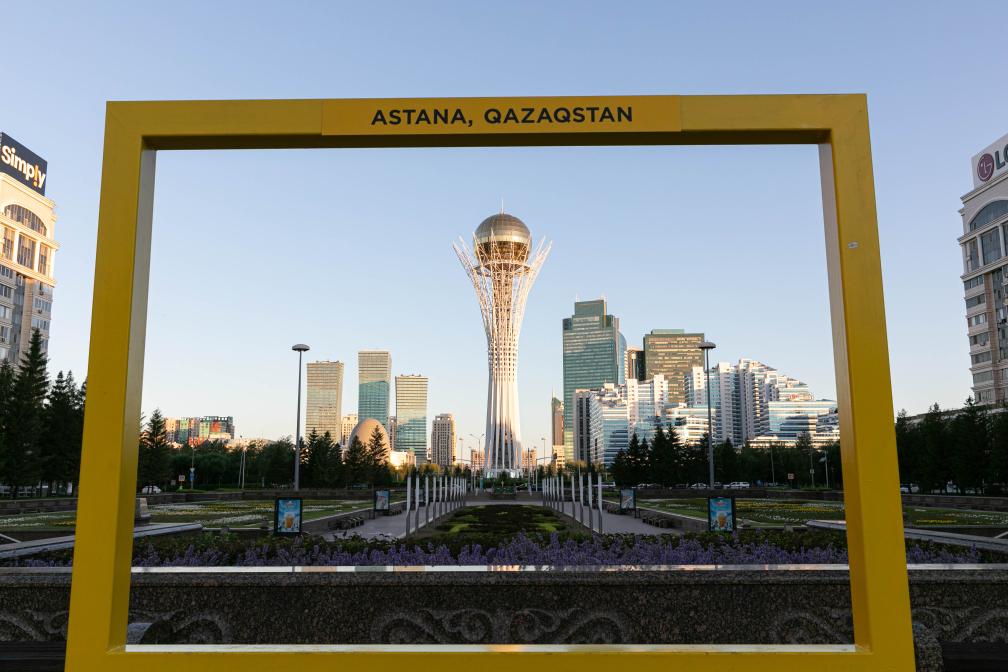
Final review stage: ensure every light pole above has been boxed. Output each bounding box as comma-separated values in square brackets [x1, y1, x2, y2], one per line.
[698, 341, 716, 488]
[292, 343, 310, 490]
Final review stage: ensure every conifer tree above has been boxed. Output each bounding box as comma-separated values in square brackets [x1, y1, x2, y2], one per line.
[3, 329, 48, 497]
[137, 408, 171, 493]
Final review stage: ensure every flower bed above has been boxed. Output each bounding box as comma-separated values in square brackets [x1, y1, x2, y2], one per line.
[7, 528, 1002, 568]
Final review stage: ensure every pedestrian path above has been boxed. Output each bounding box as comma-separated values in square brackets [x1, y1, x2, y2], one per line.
[323, 494, 677, 541]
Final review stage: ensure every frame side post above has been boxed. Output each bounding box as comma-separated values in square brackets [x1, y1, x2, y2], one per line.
[66, 107, 155, 667]
[820, 98, 914, 666]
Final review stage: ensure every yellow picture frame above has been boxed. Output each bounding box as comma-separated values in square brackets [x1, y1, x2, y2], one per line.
[66, 94, 914, 671]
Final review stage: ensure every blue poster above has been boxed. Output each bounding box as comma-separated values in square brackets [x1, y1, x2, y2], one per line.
[275, 497, 303, 535]
[708, 496, 735, 532]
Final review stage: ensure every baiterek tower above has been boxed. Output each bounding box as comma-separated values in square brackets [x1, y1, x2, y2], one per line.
[454, 212, 550, 476]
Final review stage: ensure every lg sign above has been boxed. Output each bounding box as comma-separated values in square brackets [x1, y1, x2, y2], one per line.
[978, 153, 996, 182]
[972, 132, 1008, 188]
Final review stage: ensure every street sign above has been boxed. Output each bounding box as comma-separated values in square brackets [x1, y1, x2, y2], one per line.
[787, 473, 794, 480]
[178, 474, 185, 482]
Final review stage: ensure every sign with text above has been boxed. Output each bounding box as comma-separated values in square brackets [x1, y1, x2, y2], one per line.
[708, 496, 736, 532]
[321, 96, 681, 137]
[274, 497, 302, 535]
[0, 133, 47, 195]
[972, 131, 1008, 188]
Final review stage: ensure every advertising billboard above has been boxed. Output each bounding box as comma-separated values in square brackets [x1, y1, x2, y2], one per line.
[0, 133, 47, 195]
[971, 131, 1008, 188]
[708, 496, 736, 532]
[274, 497, 303, 535]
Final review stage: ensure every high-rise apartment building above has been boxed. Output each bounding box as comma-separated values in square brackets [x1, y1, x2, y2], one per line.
[358, 351, 391, 425]
[0, 134, 56, 364]
[684, 359, 837, 447]
[340, 413, 357, 447]
[430, 413, 456, 468]
[643, 329, 704, 403]
[305, 360, 343, 440]
[164, 416, 235, 446]
[395, 374, 428, 458]
[562, 299, 623, 451]
[961, 132, 1008, 405]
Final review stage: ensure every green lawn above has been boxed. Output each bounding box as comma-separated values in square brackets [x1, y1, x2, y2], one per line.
[0, 499, 371, 530]
[636, 498, 1008, 527]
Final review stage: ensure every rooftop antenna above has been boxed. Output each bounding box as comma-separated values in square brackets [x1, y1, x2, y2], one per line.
[500, 197, 505, 214]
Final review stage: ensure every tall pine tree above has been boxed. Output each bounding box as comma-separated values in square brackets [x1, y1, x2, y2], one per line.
[3, 329, 48, 498]
[137, 408, 171, 492]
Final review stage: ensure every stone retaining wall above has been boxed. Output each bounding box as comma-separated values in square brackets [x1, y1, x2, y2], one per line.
[1, 566, 1006, 671]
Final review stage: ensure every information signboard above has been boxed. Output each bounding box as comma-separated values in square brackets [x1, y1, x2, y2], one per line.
[374, 489, 390, 515]
[619, 487, 636, 513]
[708, 496, 736, 532]
[274, 497, 303, 535]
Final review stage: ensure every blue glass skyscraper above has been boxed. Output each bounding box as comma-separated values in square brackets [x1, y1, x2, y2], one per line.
[358, 350, 391, 427]
[562, 299, 623, 452]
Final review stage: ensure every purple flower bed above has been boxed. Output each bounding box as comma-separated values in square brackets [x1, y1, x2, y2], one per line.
[8, 530, 997, 567]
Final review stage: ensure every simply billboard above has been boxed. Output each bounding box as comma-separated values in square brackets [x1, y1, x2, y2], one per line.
[0, 133, 47, 195]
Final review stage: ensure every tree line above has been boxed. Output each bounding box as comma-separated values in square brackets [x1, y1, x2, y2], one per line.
[0, 330, 85, 498]
[896, 399, 1008, 495]
[137, 414, 468, 492]
[607, 425, 842, 489]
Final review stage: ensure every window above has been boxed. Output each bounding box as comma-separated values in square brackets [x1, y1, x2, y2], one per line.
[965, 276, 984, 290]
[1, 228, 12, 261]
[973, 371, 994, 384]
[0, 285, 11, 299]
[0, 265, 11, 280]
[0, 306, 9, 320]
[967, 294, 986, 308]
[971, 333, 990, 346]
[17, 237, 34, 269]
[0, 325, 8, 343]
[2, 204, 47, 236]
[30, 316, 48, 331]
[970, 200, 1008, 231]
[32, 297, 50, 312]
[969, 313, 988, 327]
[982, 227, 1003, 264]
[37, 245, 49, 276]
[965, 238, 980, 272]
[972, 351, 992, 364]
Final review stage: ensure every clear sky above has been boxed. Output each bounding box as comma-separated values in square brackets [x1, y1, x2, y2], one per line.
[2, 2, 1002, 452]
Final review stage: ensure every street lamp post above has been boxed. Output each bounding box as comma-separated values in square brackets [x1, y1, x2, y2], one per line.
[291, 343, 310, 490]
[698, 341, 716, 488]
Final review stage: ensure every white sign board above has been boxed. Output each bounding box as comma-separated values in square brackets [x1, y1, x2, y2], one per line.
[971, 131, 1008, 188]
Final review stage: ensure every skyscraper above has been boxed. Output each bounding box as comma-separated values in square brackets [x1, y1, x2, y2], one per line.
[430, 413, 456, 468]
[454, 212, 550, 475]
[395, 374, 428, 459]
[562, 299, 622, 451]
[643, 329, 705, 403]
[306, 360, 343, 440]
[340, 413, 357, 447]
[625, 346, 646, 382]
[0, 134, 56, 364]
[551, 396, 564, 447]
[358, 351, 391, 426]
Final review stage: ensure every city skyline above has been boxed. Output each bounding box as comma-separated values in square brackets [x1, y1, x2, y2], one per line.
[4, 3, 1000, 450]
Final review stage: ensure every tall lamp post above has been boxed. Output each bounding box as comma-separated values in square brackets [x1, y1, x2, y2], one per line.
[698, 341, 716, 488]
[291, 343, 310, 490]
